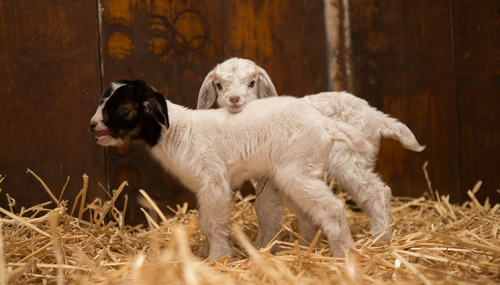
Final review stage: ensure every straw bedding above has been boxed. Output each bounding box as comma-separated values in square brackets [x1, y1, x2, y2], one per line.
[0, 168, 498, 284]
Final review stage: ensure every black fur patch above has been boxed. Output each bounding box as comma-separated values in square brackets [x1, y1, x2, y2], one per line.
[101, 79, 168, 147]
[100, 86, 113, 105]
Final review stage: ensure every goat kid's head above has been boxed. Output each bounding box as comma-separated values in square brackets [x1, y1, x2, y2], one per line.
[197, 57, 278, 113]
[89, 79, 169, 147]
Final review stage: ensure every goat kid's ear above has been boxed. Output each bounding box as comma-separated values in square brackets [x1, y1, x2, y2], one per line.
[143, 93, 170, 129]
[197, 70, 217, 109]
[257, 66, 278, 98]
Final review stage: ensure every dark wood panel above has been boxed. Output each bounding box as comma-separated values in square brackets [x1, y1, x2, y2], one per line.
[100, 0, 223, 107]
[0, 1, 105, 209]
[349, 1, 461, 200]
[99, 0, 224, 224]
[453, 0, 500, 204]
[223, 0, 329, 96]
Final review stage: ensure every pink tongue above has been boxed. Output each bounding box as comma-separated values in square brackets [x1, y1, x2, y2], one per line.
[96, 130, 111, 138]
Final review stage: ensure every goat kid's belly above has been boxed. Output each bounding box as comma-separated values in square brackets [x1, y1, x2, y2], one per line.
[227, 159, 271, 190]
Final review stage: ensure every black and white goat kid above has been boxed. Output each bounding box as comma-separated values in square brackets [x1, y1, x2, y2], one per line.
[89, 79, 373, 259]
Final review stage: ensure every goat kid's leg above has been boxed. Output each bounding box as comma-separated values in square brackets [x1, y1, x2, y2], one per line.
[254, 178, 284, 253]
[286, 201, 321, 247]
[197, 186, 233, 260]
[329, 152, 393, 240]
[277, 177, 354, 258]
[357, 180, 393, 240]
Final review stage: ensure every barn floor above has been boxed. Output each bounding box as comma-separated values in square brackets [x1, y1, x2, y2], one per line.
[0, 172, 499, 284]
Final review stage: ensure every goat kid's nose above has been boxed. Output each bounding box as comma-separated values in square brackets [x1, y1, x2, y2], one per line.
[89, 122, 97, 132]
[229, 96, 240, 104]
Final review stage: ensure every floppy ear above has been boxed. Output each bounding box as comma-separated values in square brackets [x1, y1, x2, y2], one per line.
[257, 66, 278, 98]
[197, 70, 217, 109]
[143, 92, 170, 129]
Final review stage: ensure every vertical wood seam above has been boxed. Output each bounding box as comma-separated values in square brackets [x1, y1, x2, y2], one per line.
[448, 0, 463, 202]
[95, 0, 109, 191]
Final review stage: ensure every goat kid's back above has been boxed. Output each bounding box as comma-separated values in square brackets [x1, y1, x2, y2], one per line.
[302, 92, 425, 152]
[156, 96, 371, 189]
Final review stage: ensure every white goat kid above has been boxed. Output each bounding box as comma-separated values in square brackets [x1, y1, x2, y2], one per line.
[90, 79, 373, 259]
[197, 58, 425, 246]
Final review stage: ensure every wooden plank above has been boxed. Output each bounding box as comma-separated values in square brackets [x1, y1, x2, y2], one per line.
[452, 0, 500, 204]
[100, 0, 224, 224]
[101, 0, 223, 107]
[349, 1, 461, 200]
[0, 1, 105, 209]
[223, 0, 329, 96]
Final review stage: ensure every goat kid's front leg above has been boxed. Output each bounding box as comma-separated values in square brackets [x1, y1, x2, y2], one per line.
[197, 185, 233, 260]
[290, 205, 321, 248]
[254, 178, 284, 253]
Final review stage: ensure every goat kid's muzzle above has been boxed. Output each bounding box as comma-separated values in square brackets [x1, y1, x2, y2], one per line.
[89, 121, 114, 145]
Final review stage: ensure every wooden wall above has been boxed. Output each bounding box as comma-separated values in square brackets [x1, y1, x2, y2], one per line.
[348, 0, 500, 204]
[0, 1, 105, 208]
[452, 0, 500, 204]
[0, 0, 498, 225]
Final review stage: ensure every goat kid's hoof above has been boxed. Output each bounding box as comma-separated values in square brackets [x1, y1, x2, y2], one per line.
[371, 228, 393, 242]
[206, 254, 233, 264]
[330, 240, 355, 258]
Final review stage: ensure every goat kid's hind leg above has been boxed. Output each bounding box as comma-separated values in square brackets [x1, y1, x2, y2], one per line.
[277, 177, 354, 258]
[347, 182, 393, 241]
[197, 185, 233, 260]
[331, 157, 393, 240]
[255, 178, 284, 253]
[359, 180, 393, 241]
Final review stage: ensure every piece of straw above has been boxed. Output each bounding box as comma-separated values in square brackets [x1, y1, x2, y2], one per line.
[0, 222, 6, 285]
[27, 169, 62, 208]
[78, 174, 89, 220]
[139, 189, 168, 224]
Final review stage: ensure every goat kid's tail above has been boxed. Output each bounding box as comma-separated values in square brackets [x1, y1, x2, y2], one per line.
[328, 121, 375, 155]
[376, 113, 425, 152]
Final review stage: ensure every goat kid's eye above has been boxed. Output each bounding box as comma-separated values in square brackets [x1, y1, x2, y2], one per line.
[216, 83, 223, 90]
[248, 80, 255, 88]
[119, 105, 130, 114]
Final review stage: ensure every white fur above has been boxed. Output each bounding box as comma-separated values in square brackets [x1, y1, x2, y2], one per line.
[93, 88, 374, 259]
[197, 58, 425, 245]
